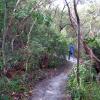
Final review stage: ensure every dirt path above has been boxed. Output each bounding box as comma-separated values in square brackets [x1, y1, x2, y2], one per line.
[29, 59, 76, 100]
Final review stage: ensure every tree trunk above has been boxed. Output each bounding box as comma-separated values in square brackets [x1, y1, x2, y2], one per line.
[83, 41, 100, 73]
[26, 20, 36, 71]
[73, 0, 80, 85]
[2, 0, 7, 65]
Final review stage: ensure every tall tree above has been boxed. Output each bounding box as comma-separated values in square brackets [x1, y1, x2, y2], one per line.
[73, 0, 81, 85]
[65, 0, 81, 85]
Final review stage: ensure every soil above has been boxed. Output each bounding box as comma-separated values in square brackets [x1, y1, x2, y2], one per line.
[28, 60, 76, 100]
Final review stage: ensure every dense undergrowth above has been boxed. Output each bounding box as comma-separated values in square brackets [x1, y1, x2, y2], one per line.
[67, 60, 100, 100]
[0, 67, 58, 99]
[0, 0, 69, 99]
[67, 35, 100, 100]
[85, 36, 100, 59]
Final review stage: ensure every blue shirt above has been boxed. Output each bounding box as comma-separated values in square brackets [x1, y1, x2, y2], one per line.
[69, 44, 75, 54]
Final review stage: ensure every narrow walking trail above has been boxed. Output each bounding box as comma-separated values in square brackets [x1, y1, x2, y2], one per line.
[29, 59, 76, 100]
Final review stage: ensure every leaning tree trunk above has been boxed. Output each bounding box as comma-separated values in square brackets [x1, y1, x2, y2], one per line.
[83, 41, 100, 73]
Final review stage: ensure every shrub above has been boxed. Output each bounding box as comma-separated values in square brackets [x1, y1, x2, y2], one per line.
[67, 62, 100, 100]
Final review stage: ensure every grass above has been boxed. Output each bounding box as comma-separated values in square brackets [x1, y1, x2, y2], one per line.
[67, 63, 100, 100]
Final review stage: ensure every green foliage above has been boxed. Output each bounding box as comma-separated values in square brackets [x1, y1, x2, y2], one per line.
[48, 56, 61, 68]
[0, 57, 3, 70]
[0, 77, 8, 93]
[0, 95, 9, 100]
[85, 36, 100, 59]
[30, 41, 45, 54]
[0, 1, 3, 34]
[0, 0, 69, 70]
[32, 11, 52, 25]
[85, 37, 100, 48]
[14, 0, 37, 19]
[8, 80, 27, 92]
[0, 0, 71, 99]
[0, 75, 30, 100]
[0, 76, 27, 93]
[67, 62, 100, 100]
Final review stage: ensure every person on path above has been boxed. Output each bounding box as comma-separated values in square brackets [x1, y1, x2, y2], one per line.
[68, 43, 75, 60]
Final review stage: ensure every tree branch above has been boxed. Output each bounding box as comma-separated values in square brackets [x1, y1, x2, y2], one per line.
[65, 0, 76, 30]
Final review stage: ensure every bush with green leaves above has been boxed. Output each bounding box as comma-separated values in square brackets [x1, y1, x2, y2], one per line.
[85, 37, 100, 59]
[0, 75, 29, 100]
[67, 61, 100, 100]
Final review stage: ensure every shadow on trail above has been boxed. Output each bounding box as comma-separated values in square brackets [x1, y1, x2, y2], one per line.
[29, 59, 76, 100]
